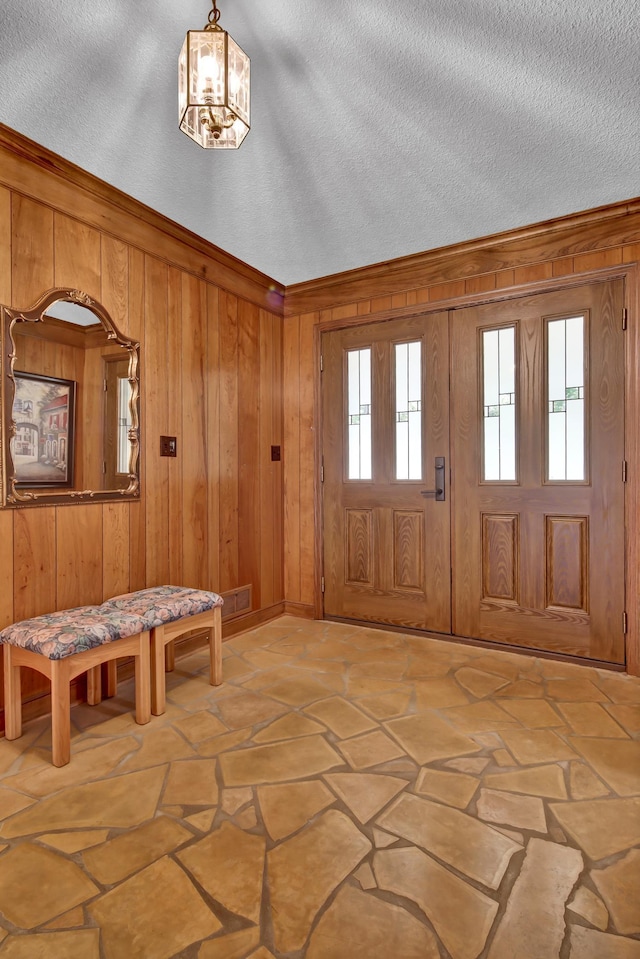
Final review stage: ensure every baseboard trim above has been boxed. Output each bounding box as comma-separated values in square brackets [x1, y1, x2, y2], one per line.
[283, 602, 315, 619]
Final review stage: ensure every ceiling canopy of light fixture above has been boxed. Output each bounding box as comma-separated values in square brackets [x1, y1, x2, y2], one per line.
[179, 0, 250, 149]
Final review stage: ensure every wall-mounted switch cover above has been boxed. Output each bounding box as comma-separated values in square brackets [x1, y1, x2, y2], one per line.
[160, 435, 177, 457]
[271, 445, 281, 461]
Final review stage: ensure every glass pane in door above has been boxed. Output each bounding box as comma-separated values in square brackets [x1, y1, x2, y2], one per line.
[347, 348, 372, 480]
[395, 340, 422, 480]
[482, 327, 516, 481]
[547, 315, 585, 481]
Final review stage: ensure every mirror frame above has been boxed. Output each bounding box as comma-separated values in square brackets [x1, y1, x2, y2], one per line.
[1, 288, 140, 507]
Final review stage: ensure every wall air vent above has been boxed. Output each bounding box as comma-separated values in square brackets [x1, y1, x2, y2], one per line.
[220, 584, 252, 620]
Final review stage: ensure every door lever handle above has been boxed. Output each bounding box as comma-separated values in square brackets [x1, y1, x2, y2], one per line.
[421, 456, 446, 501]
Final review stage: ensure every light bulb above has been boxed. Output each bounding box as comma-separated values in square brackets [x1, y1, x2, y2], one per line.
[198, 53, 219, 97]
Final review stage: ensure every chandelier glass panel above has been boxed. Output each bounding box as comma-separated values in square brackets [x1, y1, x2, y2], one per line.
[179, 0, 250, 149]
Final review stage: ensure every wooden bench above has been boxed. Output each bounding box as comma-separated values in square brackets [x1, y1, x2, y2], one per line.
[0, 586, 224, 766]
[100, 585, 224, 716]
[1, 607, 151, 767]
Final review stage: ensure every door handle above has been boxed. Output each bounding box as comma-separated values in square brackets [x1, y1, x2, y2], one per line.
[421, 456, 446, 501]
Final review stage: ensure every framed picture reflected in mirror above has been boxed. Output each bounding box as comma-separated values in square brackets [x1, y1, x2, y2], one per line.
[12, 371, 76, 488]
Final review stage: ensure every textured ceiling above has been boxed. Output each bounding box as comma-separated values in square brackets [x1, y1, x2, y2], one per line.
[1, 0, 638, 286]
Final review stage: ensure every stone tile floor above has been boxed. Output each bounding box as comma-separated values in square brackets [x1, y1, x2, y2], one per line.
[1, 616, 639, 958]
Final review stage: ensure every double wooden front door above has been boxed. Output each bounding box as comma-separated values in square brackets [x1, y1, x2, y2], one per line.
[321, 280, 626, 664]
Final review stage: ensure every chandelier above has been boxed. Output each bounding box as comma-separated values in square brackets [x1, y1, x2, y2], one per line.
[178, 0, 250, 149]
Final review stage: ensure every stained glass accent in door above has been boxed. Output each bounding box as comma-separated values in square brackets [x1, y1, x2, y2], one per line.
[547, 315, 585, 481]
[347, 348, 372, 479]
[482, 327, 516, 481]
[395, 341, 422, 480]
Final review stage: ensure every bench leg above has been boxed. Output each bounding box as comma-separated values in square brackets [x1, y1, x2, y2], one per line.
[105, 660, 118, 699]
[209, 606, 223, 686]
[51, 660, 72, 767]
[135, 631, 151, 725]
[164, 640, 175, 673]
[151, 625, 166, 717]
[86, 665, 102, 706]
[3, 644, 22, 741]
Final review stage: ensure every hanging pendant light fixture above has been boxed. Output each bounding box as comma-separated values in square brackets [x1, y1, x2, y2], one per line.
[179, 0, 250, 149]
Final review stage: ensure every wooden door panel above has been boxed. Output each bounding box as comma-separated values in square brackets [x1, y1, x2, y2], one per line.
[545, 515, 588, 611]
[393, 510, 424, 591]
[345, 509, 374, 586]
[322, 313, 451, 634]
[452, 280, 625, 663]
[482, 512, 519, 602]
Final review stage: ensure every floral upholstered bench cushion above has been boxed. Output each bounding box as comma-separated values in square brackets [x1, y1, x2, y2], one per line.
[101, 585, 224, 629]
[0, 606, 148, 661]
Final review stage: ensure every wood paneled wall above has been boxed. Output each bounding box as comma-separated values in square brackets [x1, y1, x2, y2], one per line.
[0, 127, 284, 721]
[283, 199, 640, 674]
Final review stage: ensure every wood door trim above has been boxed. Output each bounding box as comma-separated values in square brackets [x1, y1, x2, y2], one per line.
[314, 264, 635, 332]
[315, 265, 640, 675]
[286, 200, 640, 316]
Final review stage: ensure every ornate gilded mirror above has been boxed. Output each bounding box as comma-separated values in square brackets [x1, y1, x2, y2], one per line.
[1, 289, 140, 506]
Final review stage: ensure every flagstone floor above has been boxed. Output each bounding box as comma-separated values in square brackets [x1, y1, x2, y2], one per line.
[1, 617, 639, 959]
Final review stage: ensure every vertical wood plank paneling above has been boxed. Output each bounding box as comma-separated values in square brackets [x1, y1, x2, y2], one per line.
[128, 247, 146, 590]
[102, 502, 130, 599]
[56, 505, 103, 609]
[625, 253, 640, 675]
[144, 255, 170, 586]
[11, 195, 54, 306]
[101, 234, 132, 596]
[371, 296, 392, 313]
[13, 508, 57, 619]
[181, 273, 208, 589]
[10, 196, 56, 660]
[271, 312, 284, 604]
[553, 257, 574, 277]
[0, 511, 14, 627]
[0, 148, 293, 723]
[167, 268, 184, 588]
[299, 313, 316, 606]
[259, 311, 273, 607]
[513, 263, 553, 285]
[101, 236, 130, 334]
[54, 213, 101, 298]
[206, 285, 221, 592]
[0, 187, 13, 628]
[573, 249, 624, 273]
[428, 280, 466, 303]
[219, 290, 239, 591]
[238, 299, 260, 605]
[465, 274, 497, 295]
[283, 315, 301, 603]
[12, 508, 57, 702]
[0, 187, 11, 305]
[495, 270, 515, 289]
[259, 310, 283, 608]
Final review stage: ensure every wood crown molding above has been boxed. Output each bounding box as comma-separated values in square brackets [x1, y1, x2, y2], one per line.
[284, 197, 640, 316]
[0, 123, 285, 313]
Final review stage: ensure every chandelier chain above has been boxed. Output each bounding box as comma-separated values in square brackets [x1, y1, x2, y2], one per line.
[207, 0, 221, 27]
